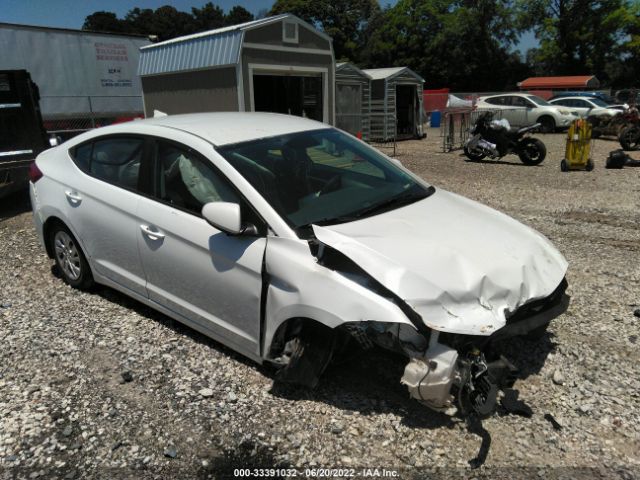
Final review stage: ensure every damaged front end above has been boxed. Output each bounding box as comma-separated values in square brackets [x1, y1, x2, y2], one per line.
[338, 276, 568, 416]
[272, 234, 569, 417]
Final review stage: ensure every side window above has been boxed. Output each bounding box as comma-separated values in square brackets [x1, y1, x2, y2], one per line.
[486, 97, 505, 106]
[154, 141, 240, 215]
[90, 137, 144, 190]
[511, 96, 528, 107]
[574, 100, 589, 108]
[72, 143, 92, 171]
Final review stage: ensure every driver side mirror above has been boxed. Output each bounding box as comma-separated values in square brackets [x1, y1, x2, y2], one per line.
[389, 157, 403, 167]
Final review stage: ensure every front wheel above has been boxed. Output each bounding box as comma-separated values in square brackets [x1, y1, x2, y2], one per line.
[619, 126, 640, 151]
[537, 116, 556, 134]
[463, 145, 486, 161]
[49, 224, 94, 289]
[518, 138, 547, 165]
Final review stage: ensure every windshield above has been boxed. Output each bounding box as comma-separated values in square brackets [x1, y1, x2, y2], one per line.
[217, 128, 433, 232]
[527, 95, 552, 106]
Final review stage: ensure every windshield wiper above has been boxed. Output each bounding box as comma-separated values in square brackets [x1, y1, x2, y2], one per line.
[351, 185, 435, 220]
[294, 185, 435, 235]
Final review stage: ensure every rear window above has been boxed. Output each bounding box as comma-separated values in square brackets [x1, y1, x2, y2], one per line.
[70, 137, 144, 191]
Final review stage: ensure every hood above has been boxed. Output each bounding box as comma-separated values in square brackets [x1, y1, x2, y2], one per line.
[313, 189, 568, 336]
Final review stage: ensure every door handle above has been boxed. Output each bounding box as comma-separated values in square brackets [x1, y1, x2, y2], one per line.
[140, 224, 165, 241]
[64, 190, 82, 203]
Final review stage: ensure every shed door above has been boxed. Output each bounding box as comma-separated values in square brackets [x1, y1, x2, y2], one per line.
[253, 74, 323, 122]
[336, 83, 362, 136]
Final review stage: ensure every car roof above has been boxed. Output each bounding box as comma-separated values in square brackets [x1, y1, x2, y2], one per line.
[84, 112, 329, 147]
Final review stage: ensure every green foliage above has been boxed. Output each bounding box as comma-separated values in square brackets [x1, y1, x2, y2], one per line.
[82, 3, 254, 41]
[362, 0, 527, 90]
[82, 0, 640, 89]
[519, 0, 640, 86]
[270, 0, 381, 62]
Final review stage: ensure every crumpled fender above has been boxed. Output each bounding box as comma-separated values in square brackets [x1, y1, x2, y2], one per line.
[311, 190, 568, 336]
[263, 236, 415, 357]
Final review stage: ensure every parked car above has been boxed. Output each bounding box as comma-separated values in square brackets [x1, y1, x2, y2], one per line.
[29, 112, 569, 416]
[549, 91, 616, 104]
[549, 97, 621, 119]
[476, 93, 577, 132]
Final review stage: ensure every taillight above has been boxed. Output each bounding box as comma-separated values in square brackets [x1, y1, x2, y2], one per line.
[28, 162, 43, 183]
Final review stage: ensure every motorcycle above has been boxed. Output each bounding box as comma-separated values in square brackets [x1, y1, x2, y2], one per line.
[464, 112, 547, 165]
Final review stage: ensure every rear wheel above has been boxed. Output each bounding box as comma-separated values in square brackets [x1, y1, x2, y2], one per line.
[49, 224, 94, 289]
[537, 116, 556, 134]
[518, 138, 546, 165]
[619, 125, 640, 151]
[560, 159, 569, 172]
[463, 145, 487, 161]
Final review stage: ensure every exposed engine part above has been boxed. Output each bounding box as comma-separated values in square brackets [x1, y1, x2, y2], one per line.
[400, 333, 518, 416]
[401, 337, 460, 410]
[456, 350, 498, 417]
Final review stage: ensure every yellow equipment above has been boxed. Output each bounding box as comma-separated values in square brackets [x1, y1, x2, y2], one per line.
[561, 119, 594, 171]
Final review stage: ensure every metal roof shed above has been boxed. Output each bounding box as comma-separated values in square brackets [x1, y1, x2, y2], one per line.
[363, 67, 425, 141]
[138, 14, 335, 124]
[335, 62, 370, 139]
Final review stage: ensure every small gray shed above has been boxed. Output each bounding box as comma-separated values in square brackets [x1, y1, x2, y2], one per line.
[138, 14, 335, 123]
[363, 67, 425, 141]
[335, 62, 370, 139]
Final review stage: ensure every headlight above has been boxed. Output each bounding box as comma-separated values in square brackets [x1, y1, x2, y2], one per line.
[559, 109, 571, 115]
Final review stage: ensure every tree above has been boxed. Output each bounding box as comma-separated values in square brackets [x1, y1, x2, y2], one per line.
[362, 0, 525, 91]
[225, 6, 254, 26]
[518, 0, 640, 85]
[82, 4, 257, 41]
[192, 2, 225, 31]
[270, 0, 381, 62]
[83, 11, 127, 33]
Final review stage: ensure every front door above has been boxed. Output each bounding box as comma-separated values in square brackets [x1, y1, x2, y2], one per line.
[137, 139, 266, 357]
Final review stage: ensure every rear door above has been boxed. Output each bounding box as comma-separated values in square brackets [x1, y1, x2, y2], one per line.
[65, 136, 148, 296]
[136, 138, 267, 357]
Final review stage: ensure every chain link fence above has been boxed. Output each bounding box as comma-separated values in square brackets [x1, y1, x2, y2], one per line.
[40, 95, 144, 138]
[335, 112, 400, 157]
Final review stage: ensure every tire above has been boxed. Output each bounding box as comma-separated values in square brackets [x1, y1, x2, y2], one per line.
[619, 126, 640, 151]
[518, 138, 547, 165]
[560, 159, 568, 172]
[49, 224, 94, 289]
[537, 116, 556, 134]
[586, 159, 594, 171]
[463, 145, 486, 161]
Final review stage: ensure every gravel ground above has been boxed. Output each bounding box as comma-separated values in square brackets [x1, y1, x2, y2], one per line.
[1, 132, 639, 479]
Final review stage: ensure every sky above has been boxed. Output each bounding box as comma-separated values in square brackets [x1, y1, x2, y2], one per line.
[1, 0, 537, 53]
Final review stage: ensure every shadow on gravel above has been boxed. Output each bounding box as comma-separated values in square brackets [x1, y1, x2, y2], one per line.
[492, 332, 557, 380]
[94, 285, 261, 372]
[461, 156, 542, 167]
[202, 440, 291, 480]
[0, 189, 31, 222]
[270, 348, 456, 431]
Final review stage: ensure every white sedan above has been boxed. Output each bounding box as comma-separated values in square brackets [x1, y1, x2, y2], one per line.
[29, 112, 569, 415]
[549, 97, 621, 119]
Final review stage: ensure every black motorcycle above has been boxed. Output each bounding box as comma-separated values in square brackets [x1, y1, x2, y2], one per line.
[464, 112, 547, 165]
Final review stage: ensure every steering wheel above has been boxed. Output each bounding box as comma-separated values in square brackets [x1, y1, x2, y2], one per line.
[317, 174, 341, 196]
